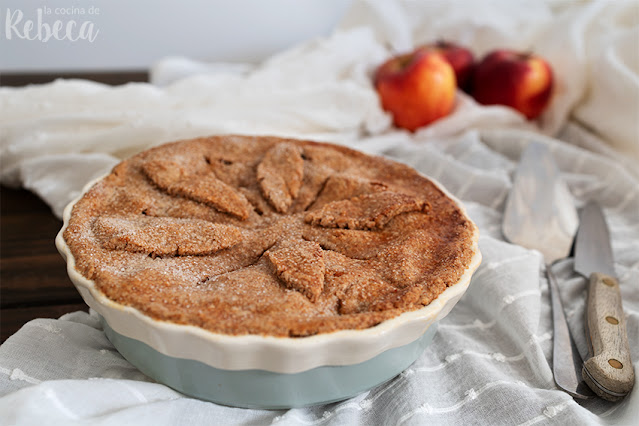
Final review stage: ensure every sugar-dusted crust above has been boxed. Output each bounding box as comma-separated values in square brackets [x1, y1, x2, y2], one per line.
[63, 135, 477, 337]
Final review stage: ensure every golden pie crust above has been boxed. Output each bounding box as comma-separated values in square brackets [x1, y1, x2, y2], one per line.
[63, 135, 477, 337]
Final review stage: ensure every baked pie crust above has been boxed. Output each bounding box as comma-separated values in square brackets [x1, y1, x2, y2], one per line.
[63, 135, 478, 337]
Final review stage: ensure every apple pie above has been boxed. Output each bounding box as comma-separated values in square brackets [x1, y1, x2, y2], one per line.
[63, 135, 478, 337]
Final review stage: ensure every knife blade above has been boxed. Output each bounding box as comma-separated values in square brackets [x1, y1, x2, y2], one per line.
[574, 201, 634, 401]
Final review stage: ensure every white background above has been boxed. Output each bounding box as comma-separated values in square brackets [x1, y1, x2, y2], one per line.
[0, 0, 351, 72]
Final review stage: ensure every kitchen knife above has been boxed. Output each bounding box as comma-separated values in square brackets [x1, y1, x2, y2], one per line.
[574, 201, 635, 401]
[503, 142, 593, 399]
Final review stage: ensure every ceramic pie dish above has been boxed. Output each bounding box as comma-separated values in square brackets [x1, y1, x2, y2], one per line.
[56, 135, 481, 409]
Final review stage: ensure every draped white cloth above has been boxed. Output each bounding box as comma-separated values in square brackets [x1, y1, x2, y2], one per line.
[1, 1, 638, 424]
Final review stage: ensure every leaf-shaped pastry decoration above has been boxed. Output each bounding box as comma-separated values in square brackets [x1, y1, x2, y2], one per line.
[305, 191, 428, 230]
[302, 226, 393, 259]
[94, 216, 243, 257]
[323, 250, 398, 314]
[372, 230, 439, 286]
[257, 143, 304, 213]
[325, 255, 426, 315]
[204, 154, 253, 188]
[338, 278, 400, 315]
[266, 240, 325, 302]
[238, 187, 275, 216]
[310, 173, 387, 210]
[289, 163, 332, 213]
[142, 159, 252, 220]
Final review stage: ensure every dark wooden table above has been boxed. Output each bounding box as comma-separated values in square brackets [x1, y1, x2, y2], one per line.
[0, 186, 87, 341]
[0, 72, 148, 342]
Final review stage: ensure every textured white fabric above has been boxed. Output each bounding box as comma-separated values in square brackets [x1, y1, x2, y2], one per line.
[1, 1, 638, 424]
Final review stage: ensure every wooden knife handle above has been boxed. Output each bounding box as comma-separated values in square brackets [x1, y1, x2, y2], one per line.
[583, 272, 634, 401]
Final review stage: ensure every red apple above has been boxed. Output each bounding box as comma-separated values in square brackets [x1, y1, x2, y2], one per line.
[374, 50, 456, 132]
[418, 41, 475, 91]
[472, 50, 553, 119]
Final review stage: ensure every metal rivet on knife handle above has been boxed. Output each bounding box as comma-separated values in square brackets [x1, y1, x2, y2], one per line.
[606, 316, 619, 325]
[609, 359, 623, 369]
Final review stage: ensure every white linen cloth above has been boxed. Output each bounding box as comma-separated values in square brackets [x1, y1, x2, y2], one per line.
[1, 1, 638, 424]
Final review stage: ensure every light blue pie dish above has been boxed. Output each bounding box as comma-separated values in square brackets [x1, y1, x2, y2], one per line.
[100, 317, 439, 408]
[56, 176, 481, 409]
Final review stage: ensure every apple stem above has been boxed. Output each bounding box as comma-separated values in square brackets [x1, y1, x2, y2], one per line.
[397, 54, 414, 69]
[521, 51, 533, 60]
